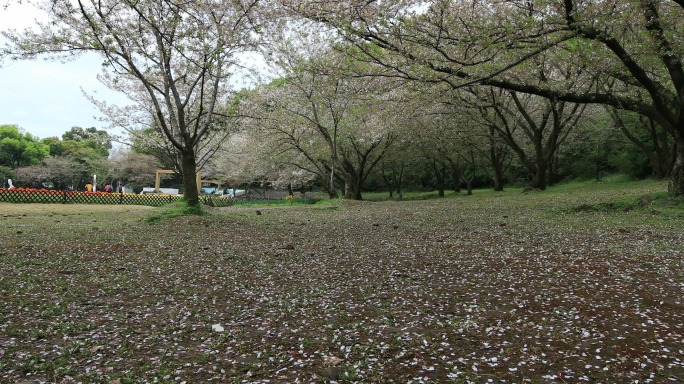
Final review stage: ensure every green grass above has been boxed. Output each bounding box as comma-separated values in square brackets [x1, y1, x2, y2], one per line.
[362, 190, 457, 202]
[362, 177, 668, 209]
[234, 195, 322, 207]
[145, 200, 206, 222]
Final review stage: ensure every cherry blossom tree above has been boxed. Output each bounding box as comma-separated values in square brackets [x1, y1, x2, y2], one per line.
[214, 132, 318, 195]
[2, 0, 261, 206]
[280, 0, 684, 195]
[246, 26, 400, 199]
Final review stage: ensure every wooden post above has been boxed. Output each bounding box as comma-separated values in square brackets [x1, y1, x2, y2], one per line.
[155, 170, 161, 192]
[196, 172, 202, 193]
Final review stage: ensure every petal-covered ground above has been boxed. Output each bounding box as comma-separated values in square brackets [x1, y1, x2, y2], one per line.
[1, 182, 683, 383]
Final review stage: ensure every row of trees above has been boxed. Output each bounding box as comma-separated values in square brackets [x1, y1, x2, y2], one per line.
[2, 0, 682, 203]
[277, 0, 684, 195]
[0, 124, 162, 192]
[216, 59, 669, 199]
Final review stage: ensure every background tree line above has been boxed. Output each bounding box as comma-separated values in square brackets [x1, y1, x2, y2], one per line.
[0, 124, 163, 192]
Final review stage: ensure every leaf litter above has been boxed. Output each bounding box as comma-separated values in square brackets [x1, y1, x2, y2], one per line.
[0, 186, 683, 383]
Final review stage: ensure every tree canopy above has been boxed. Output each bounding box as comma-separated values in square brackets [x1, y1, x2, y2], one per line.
[280, 0, 684, 195]
[0, 124, 50, 169]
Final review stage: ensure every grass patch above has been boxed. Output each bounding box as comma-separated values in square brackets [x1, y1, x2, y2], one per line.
[363, 190, 458, 202]
[566, 186, 684, 214]
[235, 195, 322, 207]
[145, 200, 206, 223]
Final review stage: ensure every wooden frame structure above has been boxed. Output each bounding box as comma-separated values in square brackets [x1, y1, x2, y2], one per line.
[154, 170, 178, 192]
[154, 170, 226, 194]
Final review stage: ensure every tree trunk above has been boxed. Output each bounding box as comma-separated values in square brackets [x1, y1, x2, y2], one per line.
[180, 150, 199, 207]
[491, 161, 505, 191]
[547, 155, 557, 186]
[323, 167, 339, 199]
[669, 132, 684, 196]
[380, 171, 394, 198]
[433, 161, 446, 197]
[344, 179, 354, 199]
[395, 164, 404, 199]
[487, 127, 507, 191]
[530, 161, 548, 190]
[351, 172, 364, 200]
[652, 124, 674, 178]
[451, 169, 461, 192]
[354, 189, 363, 200]
[326, 186, 339, 199]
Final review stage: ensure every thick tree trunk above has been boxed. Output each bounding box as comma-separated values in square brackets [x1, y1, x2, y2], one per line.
[354, 190, 363, 200]
[548, 156, 557, 186]
[530, 162, 548, 190]
[180, 150, 199, 207]
[652, 127, 674, 178]
[326, 185, 339, 199]
[669, 132, 684, 196]
[325, 168, 339, 199]
[347, 172, 363, 200]
[491, 162, 505, 191]
[449, 168, 461, 192]
[355, 179, 363, 200]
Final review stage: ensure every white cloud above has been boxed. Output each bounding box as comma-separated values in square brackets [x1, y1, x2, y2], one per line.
[0, 2, 265, 140]
[0, 1, 47, 29]
[0, 2, 127, 139]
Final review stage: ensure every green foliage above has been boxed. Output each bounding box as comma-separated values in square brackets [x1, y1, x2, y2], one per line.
[42, 136, 109, 159]
[0, 165, 15, 185]
[41, 127, 111, 159]
[2, 128, 113, 189]
[566, 187, 682, 214]
[234, 195, 322, 207]
[62, 126, 112, 149]
[267, 77, 292, 88]
[145, 200, 206, 223]
[280, 194, 322, 205]
[608, 144, 652, 179]
[363, 190, 446, 202]
[0, 125, 50, 169]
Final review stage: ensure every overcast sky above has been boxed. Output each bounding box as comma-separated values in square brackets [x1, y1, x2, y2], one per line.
[0, 2, 132, 140]
[1, 3, 269, 143]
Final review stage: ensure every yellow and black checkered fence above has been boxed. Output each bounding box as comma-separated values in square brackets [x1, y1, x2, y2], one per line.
[0, 188, 234, 207]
